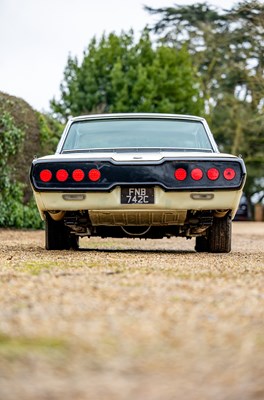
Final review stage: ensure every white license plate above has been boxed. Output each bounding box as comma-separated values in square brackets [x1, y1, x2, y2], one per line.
[121, 187, 154, 204]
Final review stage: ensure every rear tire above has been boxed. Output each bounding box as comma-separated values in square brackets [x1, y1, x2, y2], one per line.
[45, 214, 79, 250]
[208, 214, 232, 253]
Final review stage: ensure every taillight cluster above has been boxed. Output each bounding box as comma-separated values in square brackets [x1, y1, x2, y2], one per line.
[39, 168, 101, 183]
[31, 158, 244, 192]
[174, 167, 236, 181]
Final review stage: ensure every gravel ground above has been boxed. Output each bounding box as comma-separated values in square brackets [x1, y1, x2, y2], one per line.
[0, 222, 263, 400]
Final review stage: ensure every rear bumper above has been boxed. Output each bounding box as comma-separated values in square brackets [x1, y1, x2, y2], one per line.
[33, 186, 243, 222]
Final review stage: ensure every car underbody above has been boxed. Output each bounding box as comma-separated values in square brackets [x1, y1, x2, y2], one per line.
[44, 208, 233, 253]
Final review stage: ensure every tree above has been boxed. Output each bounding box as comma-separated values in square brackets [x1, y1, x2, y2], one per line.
[50, 30, 204, 121]
[145, 0, 264, 203]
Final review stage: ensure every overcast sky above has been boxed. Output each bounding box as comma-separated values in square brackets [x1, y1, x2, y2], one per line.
[0, 0, 239, 112]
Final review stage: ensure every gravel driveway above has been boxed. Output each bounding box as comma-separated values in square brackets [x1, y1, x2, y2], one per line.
[0, 222, 263, 400]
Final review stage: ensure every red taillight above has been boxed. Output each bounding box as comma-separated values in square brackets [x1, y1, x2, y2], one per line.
[224, 168, 236, 180]
[174, 168, 187, 181]
[207, 168, 219, 181]
[56, 169, 68, 182]
[72, 169, 85, 182]
[88, 169, 101, 182]
[191, 168, 203, 180]
[40, 169, 52, 182]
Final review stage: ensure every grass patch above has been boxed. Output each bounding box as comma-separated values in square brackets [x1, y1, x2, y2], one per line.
[21, 262, 56, 275]
[20, 261, 93, 275]
[0, 333, 67, 356]
[20, 259, 127, 275]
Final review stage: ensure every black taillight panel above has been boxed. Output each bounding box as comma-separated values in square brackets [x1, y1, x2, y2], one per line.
[30, 157, 246, 192]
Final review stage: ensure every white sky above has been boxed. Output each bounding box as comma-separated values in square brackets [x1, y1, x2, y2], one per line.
[0, 0, 239, 112]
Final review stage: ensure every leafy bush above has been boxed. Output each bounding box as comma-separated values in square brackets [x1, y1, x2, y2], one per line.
[0, 111, 43, 229]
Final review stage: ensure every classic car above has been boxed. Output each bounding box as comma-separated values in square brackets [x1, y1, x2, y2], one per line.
[30, 113, 246, 252]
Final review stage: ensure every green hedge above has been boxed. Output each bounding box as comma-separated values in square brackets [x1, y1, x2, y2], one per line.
[0, 110, 43, 228]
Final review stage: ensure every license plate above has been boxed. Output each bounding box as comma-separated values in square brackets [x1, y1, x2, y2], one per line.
[121, 187, 154, 204]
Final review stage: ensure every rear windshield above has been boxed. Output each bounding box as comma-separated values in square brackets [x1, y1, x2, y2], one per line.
[62, 119, 213, 152]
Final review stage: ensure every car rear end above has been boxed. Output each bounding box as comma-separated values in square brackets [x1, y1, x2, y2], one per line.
[30, 114, 246, 252]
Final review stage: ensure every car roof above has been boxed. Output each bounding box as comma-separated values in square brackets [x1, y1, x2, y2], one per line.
[69, 113, 205, 123]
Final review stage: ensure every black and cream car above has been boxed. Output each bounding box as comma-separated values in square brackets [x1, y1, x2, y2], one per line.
[30, 113, 246, 252]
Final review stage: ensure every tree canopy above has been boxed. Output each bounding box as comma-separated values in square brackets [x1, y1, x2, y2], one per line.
[51, 30, 204, 121]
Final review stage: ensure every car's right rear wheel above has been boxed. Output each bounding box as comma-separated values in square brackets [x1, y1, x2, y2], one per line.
[208, 214, 232, 253]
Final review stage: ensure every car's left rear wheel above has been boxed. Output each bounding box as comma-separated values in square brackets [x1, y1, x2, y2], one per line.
[45, 214, 79, 250]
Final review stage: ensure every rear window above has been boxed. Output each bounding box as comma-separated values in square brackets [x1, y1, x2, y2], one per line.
[62, 119, 213, 152]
